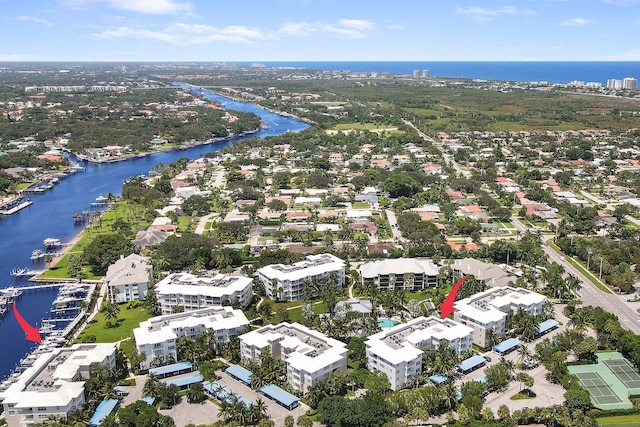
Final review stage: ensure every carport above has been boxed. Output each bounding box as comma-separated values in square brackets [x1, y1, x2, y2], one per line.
[536, 319, 559, 337]
[164, 373, 203, 390]
[89, 399, 119, 427]
[259, 384, 300, 409]
[149, 361, 193, 379]
[492, 338, 520, 355]
[458, 355, 486, 374]
[225, 364, 253, 385]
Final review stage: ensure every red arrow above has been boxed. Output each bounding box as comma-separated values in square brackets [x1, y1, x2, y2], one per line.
[440, 276, 469, 319]
[12, 301, 41, 344]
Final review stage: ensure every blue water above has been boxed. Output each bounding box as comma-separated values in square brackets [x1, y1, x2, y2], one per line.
[378, 319, 398, 329]
[0, 87, 308, 379]
[232, 61, 639, 85]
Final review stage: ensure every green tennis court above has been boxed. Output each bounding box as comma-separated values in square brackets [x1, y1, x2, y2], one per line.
[574, 372, 623, 405]
[603, 358, 640, 389]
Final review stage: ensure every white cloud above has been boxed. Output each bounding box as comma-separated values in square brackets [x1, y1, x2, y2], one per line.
[94, 18, 382, 45]
[93, 23, 268, 45]
[67, 0, 193, 14]
[561, 17, 595, 26]
[387, 24, 404, 30]
[278, 22, 316, 37]
[16, 16, 52, 26]
[456, 6, 535, 22]
[278, 19, 378, 39]
[338, 19, 375, 30]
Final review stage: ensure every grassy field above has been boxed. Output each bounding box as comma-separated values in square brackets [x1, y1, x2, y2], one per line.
[597, 414, 640, 426]
[75, 305, 152, 343]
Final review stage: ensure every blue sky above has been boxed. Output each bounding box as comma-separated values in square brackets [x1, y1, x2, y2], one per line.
[2, 0, 640, 61]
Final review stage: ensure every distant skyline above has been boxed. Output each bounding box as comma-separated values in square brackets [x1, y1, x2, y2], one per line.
[2, 0, 640, 62]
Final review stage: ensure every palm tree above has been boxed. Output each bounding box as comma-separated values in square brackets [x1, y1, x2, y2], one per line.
[143, 375, 162, 400]
[66, 408, 90, 426]
[102, 302, 120, 327]
[517, 344, 532, 367]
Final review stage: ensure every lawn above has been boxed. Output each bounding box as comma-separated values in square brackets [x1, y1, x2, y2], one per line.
[75, 305, 152, 343]
[546, 239, 612, 294]
[597, 414, 640, 426]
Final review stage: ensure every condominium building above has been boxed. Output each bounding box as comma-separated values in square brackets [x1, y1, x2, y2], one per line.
[104, 254, 152, 303]
[453, 286, 547, 348]
[0, 344, 116, 427]
[255, 253, 345, 301]
[134, 306, 249, 370]
[239, 322, 347, 394]
[359, 258, 440, 291]
[154, 272, 253, 314]
[623, 77, 638, 90]
[365, 316, 473, 390]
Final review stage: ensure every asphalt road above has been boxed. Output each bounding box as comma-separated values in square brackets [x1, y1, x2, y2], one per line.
[542, 244, 640, 334]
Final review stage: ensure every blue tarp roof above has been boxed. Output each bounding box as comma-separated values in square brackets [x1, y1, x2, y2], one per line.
[538, 319, 559, 334]
[164, 373, 203, 388]
[493, 338, 520, 353]
[139, 396, 155, 405]
[149, 361, 192, 377]
[89, 399, 119, 427]
[459, 355, 486, 372]
[429, 374, 448, 384]
[476, 374, 488, 383]
[225, 364, 253, 384]
[260, 384, 299, 408]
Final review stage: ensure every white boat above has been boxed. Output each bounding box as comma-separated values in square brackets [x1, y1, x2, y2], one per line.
[42, 238, 62, 248]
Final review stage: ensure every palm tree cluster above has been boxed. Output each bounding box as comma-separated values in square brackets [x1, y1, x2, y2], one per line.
[386, 382, 459, 421]
[141, 376, 181, 409]
[422, 342, 460, 377]
[217, 395, 269, 426]
[175, 330, 217, 367]
[243, 350, 287, 391]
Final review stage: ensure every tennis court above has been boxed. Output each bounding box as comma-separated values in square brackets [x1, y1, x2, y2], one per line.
[574, 372, 623, 406]
[603, 358, 640, 389]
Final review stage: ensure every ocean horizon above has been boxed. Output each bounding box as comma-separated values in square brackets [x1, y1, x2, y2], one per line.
[227, 61, 639, 85]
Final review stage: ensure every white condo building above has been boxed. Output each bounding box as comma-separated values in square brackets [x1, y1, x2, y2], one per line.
[365, 316, 473, 390]
[0, 343, 116, 427]
[239, 322, 347, 394]
[154, 272, 253, 314]
[454, 286, 547, 348]
[255, 253, 345, 301]
[359, 258, 439, 291]
[104, 254, 152, 303]
[134, 306, 249, 370]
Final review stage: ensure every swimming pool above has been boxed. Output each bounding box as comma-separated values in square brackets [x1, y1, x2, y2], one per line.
[378, 319, 398, 329]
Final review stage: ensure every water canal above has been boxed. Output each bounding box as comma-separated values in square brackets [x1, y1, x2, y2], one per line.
[0, 86, 308, 378]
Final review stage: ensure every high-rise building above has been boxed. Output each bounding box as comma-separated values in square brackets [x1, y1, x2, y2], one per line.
[412, 69, 419, 78]
[623, 77, 638, 90]
[421, 69, 429, 78]
[607, 79, 623, 89]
